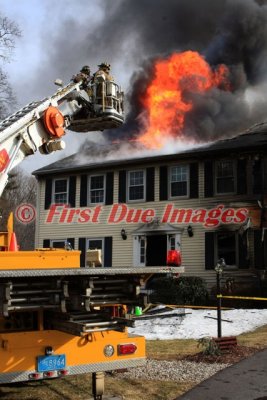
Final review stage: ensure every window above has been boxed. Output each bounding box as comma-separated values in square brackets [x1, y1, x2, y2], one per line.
[170, 165, 188, 197]
[140, 237, 146, 264]
[216, 231, 237, 267]
[89, 175, 105, 204]
[87, 238, 103, 252]
[215, 160, 235, 194]
[87, 238, 104, 267]
[50, 240, 68, 249]
[53, 178, 68, 203]
[128, 170, 145, 201]
[169, 236, 176, 250]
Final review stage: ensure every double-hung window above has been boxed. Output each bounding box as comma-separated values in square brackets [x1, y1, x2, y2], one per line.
[89, 175, 105, 204]
[215, 160, 235, 194]
[128, 170, 145, 201]
[170, 165, 188, 197]
[53, 178, 68, 203]
[216, 231, 237, 267]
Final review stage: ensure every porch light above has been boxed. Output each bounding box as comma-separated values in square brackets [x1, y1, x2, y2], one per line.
[121, 229, 127, 240]
[187, 225, 194, 237]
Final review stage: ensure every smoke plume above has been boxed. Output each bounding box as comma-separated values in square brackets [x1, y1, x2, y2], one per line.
[33, 0, 267, 149]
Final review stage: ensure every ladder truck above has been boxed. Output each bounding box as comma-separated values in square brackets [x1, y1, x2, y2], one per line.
[0, 72, 183, 399]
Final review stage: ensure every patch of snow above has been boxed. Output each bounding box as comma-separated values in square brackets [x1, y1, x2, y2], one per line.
[128, 308, 267, 340]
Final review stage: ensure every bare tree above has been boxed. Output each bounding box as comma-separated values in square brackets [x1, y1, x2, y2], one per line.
[0, 13, 21, 118]
[0, 168, 37, 250]
[0, 15, 21, 62]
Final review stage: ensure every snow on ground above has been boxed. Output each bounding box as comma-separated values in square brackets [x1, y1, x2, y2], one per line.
[128, 308, 267, 340]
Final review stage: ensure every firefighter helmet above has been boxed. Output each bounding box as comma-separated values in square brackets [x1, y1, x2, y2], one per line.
[80, 65, 90, 74]
[98, 62, 111, 70]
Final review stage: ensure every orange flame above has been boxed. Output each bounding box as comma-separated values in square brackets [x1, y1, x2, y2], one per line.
[139, 51, 230, 148]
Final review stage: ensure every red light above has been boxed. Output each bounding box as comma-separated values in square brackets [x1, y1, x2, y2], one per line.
[29, 372, 41, 380]
[118, 343, 137, 355]
[58, 369, 69, 376]
[167, 250, 181, 266]
[44, 371, 55, 378]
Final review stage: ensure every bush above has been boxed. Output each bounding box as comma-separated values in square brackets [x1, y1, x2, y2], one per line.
[198, 337, 221, 356]
[149, 276, 209, 305]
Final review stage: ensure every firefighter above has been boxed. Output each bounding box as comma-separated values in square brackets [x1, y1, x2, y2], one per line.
[94, 62, 113, 81]
[72, 65, 92, 89]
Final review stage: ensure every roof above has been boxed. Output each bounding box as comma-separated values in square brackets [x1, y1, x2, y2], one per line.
[33, 123, 267, 176]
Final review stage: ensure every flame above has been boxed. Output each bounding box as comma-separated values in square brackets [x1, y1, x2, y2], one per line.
[139, 51, 230, 148]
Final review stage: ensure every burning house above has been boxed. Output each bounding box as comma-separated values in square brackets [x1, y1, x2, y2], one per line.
[33, 0, 267, 290]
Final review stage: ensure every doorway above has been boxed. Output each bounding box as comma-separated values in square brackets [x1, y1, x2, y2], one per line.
[146, 235, 167, 266]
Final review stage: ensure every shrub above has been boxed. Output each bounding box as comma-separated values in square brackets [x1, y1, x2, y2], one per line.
[149, 276, 209, 305]
[198, 337, 221, 356]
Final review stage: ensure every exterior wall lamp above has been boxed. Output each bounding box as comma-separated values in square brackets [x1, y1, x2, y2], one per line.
[121, 229, 127, 240]
[187, 225, 194, 237]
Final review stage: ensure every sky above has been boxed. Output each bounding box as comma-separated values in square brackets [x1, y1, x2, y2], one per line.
[1, 0, 267, 172]
[0, 0, 135, 172]
[129, 306, 267, 340]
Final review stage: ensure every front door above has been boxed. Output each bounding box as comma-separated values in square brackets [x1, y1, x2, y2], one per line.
[146, 235, 167, 266]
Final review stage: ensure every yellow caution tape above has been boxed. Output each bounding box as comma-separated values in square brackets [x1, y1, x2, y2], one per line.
[217, 295, 267, 301]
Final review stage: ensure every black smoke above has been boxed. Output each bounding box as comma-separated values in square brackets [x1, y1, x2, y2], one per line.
[109, 0, 267, 143]
[34, 0, 267, 145]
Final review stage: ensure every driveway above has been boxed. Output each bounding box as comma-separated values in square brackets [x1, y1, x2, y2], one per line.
[177, 348, 267, 400]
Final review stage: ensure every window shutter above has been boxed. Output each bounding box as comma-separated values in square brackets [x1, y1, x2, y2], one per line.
[146, 167, 155, 202]
[80, 175, 88, 207]
[205, 232, 215, 270]
[78, 237, 86, 267]
[44, 178, 52, 210]
[189, 163, 199, 198]
[238, 234, 249, 269]
[253, 159, 262, 195]
[254, 230, 264, 269]
[67, 238, 75, 250]
[105, 172, 114, 205]
[43, 239, 50, 248]
[118, 170, 126, 203]
[204, 161, 214, 198]
[104, 237, 113, 267]
[237, 159, 247, 195]
[68, 176, 76, 208]
[159, 166, 168, 201]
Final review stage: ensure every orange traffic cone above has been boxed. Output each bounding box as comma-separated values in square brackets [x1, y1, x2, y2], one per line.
[9, 232, 19, 251]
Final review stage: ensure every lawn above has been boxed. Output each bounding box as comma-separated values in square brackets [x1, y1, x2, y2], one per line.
[0, 325, 266, 400]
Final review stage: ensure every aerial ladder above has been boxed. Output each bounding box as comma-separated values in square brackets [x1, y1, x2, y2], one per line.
[0, 74, 124, 196]
[0, 71, 183, 399]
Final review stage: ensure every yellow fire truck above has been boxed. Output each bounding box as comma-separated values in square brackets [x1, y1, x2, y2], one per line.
[0, 72, 183, 399]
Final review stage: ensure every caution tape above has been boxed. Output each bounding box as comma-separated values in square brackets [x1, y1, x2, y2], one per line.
[217, 294, 267, 301]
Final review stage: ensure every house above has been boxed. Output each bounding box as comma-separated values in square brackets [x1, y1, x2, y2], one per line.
[33, 126, 267, 289]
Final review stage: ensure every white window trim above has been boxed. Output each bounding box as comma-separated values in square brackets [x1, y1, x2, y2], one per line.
[52, 177, 69, 204]
[215, 159, 236, 196]
[127, 169, 146, 202]
[169, 164, 189, 199]
[88, 174, 106, 205]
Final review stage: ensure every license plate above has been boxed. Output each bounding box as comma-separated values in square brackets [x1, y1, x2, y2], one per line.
[37, 354, 66, 372]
